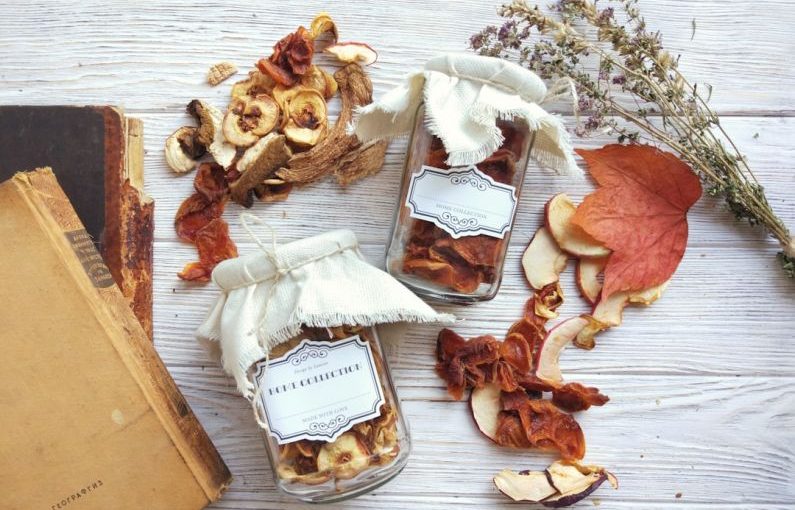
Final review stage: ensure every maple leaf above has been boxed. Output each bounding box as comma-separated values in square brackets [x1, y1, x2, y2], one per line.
[572, 144, 702, 298]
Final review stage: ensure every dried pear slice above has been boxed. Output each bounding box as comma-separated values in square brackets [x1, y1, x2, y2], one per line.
[284, 119, 327, 148]
[231, 70, 275, 99]
[299, 66, 337, 99]
[222, 95, 280, 147]
[310, 12, 338, 42]
[276, 463, 330, 486]
[316, 431, 370, 480]
[288, 89, 327, 129]
[325, 42, 378, 65]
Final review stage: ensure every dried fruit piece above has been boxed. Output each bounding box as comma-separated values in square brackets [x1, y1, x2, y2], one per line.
[278, 64, 373, 184]
[174, 193, 225, 242]
[325, 42, 378, 65]
[546, 193, 610, 258]
[494, 469, 558, 502]
[535, 282, 564, 320]
[257, 26, 315, 87]
[435, 331, 500, 400]
[231, 70, 275, 98]
[470, 383, 502, 441]
[505, 391, 586, 460]
[494, 462, 617, 508]
[178, 218, 238, 281]
[288, 89, 327, 129]
[316, 431, 370, 480]
[309, 12, 338, 42]
[230, 133, 292, 207]
[193, 162, 228, 203]
[576, 256, 607, 306]
[299, 65, 336, 99]
[223, 95, 280, 147]
[187, 99, 236, 168]
[536, 316, 590, 387]
[552, 382, 609, 412]
[207, 61, 238, 86]
[522, 227, 568, 290]
[574, 280, 670, 349]
[404, 258, 482, 294]
[164, 126, 204, 173]
[542, 462, 616, 508]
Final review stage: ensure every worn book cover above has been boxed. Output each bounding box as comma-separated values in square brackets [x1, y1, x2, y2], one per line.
[0, 168, 230, 510]
[0, 105, 154, 338]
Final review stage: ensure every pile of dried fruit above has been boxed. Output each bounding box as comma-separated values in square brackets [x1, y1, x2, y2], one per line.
[271, 326, 401, 486]
[435, 144, 701, 506]
[401, 123, 525, 293]
[166, 13, 386, 281]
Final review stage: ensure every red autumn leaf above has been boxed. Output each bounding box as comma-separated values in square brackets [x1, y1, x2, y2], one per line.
[572, 144, 702, 298]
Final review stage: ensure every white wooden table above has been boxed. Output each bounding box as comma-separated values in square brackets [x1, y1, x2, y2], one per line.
[2, 1, 794, 508]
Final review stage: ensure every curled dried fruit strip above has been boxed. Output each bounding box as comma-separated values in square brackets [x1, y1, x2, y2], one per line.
[435, 331, 500, 400]
[174, 193, 225, 242]
[552, 382, 609, 413]
[194, 162, 228, 202]
[178, 218, 238, 282]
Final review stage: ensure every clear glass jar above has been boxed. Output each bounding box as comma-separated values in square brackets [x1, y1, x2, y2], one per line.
[386, 104, 535, 303]
[248, 324, 410, 503]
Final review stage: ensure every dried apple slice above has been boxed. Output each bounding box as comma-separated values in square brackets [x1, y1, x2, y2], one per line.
[522, 226, 568, 290]
[309, 12, 338, 42]
[494, 469, 558, 502]
[325, 42, 378, 65]
[575, 256, 607, 306]
[575, 280, 671, 349]
[223, 95, 280, 147]
[536, 316, 590, 386]
[469, 383, 502, 442]
[300, 66, 336, 99]
[231, 70, 275, 98]
[288, 89, 327, 128]
[316, 431, 371, 480]
[542, 461, 616, 508]
[546, 193, 610, 258]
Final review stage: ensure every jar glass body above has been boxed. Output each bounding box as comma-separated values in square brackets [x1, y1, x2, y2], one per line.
[248, 324, 410, 503]
[385, 104, 534, 303]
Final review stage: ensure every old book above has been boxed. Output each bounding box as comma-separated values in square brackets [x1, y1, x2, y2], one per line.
[0, 105, 154, 338]
[0, 168, 230, 510]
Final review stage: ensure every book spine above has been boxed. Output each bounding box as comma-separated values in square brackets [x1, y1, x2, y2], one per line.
[14, 168, 231, 503]
[101, 109, 155, 340]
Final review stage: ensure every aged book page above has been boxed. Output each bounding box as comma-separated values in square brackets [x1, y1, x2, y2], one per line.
[0, 169, 229, 510]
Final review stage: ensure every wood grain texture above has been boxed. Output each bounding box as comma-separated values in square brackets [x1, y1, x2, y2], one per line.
[2, 0, 794, 508]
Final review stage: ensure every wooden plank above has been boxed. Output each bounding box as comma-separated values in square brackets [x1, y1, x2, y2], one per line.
[162, 368, 795, 507]
[0, 0, 793, 114]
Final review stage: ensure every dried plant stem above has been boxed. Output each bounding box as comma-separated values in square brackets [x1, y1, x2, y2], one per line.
[471, 0, 794, 276]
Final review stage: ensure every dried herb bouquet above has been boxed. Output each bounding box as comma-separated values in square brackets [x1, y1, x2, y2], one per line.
[471, 0, 794, 277]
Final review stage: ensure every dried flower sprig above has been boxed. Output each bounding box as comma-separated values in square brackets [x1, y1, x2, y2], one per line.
[472, 0, 794, 277]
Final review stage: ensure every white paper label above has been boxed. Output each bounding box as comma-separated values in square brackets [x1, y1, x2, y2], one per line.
[406, 165, 517, 239]
[254, 336, 385, 444]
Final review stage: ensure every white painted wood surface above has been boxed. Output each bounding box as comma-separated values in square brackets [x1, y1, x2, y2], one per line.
[2, 1, 794, 508]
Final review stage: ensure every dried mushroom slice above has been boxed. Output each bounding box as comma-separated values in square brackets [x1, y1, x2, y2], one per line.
[230, 133, 292, 207]
[231, 70, 276, 99]
[187, 99, 236, 168]
[165, 126, 204, 173]
[316, 432, 371, 480]
[223, 95, 280, 147]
